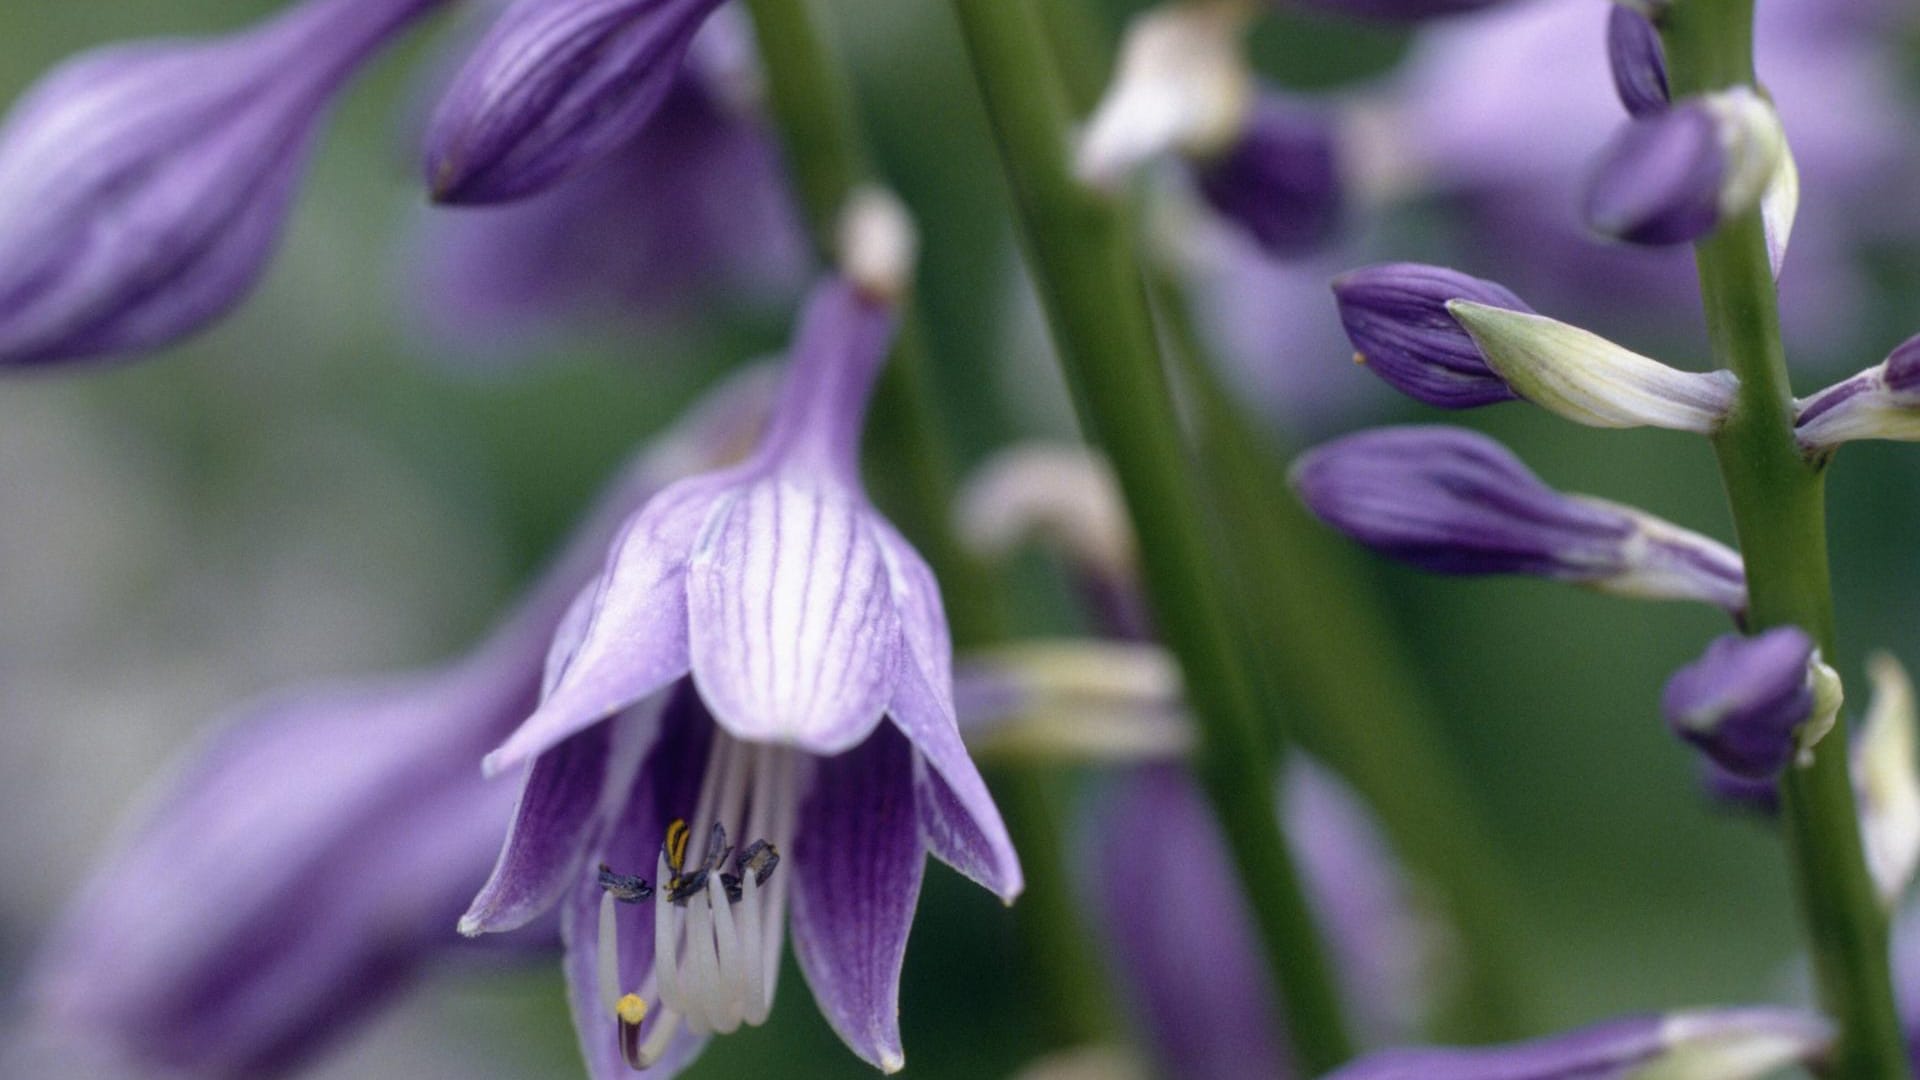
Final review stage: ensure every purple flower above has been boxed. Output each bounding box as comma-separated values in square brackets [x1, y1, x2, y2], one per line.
[1663, 629, 1820, 781]
[1796, 333, 1920, 450]
[1194, 94, 1343, 258]
[1323, 1008, 1833, 1080]
[1607, 6, 1669, 118]
[25, 366, 779, 1079]
[1331, 263, 1531, 409]
[409, 18, 807, 351]
[1086, 760, 1427, 1078]
[462, 279, 1020, 1076]
[1584, 103, 1729, 245]
[0, 0, 442, 367]
[425, 0, 730, 204]
[1291, 426, 1748, 613]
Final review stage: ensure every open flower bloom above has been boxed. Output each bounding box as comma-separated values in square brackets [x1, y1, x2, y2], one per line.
[461, 279, 1021, 1076]
[1291, 426, 1748, 614]
[0, 0, 444, 367]
[1322, 1008, 1833, 1080]
[25, 367, 779, 1079]
[425, 0, 731, 203]
[409, 12, 806, 350]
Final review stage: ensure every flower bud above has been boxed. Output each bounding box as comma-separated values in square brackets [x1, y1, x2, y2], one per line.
[1584, 89, 1784, 246]
[1074, 1, 1252, 190]
[1331, 263, 1532, 409]
[1795, 333, 1920, 451]
[0, 0, 439, 366]
[425, 0, 729, 204]
[837, 185, 919, 303]
[1856, 652, 1920, 907]
[1606, 5, 1668, 118]
[1191, 95, 1342, 257]
[1291, 426, 1747, 614]
[1323, 1008, 1832, 1080]
[1662, 628, 1829, 781]
[954, 641, 1188, 764]
[1447, 301, 1737, 432]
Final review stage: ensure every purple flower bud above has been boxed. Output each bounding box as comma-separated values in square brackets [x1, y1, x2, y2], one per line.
[1324, 1008, 1832, 1080]
[1291, 425, 1748, 613]
[1607, 5, 1669, 118]
[1194, 95, 1342, 258]
[1584, 103, 1725, 244]
[1331, 263, 1533, 409]
[1796, 333, 1920, 450]
[1663, 628, 1818, 780]
[1280, 0, 1515, 22]
[1700, 761, 1782, 815]
[0, 0, 440, 367]
[424, 0, 730, 204]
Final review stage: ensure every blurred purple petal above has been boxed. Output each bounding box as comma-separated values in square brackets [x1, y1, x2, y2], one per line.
[1606, 6, 1669, 118]
[1195, 94, 1342, 258]
[1664, 628, 1817, 781]
[1584, 104, 1727, 246]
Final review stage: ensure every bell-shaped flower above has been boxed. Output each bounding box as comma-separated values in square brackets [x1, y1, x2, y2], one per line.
[1606, 5, 1669, 118]
[1322, 1008, 1833, 1080]
[1087, 761, 1433, 1076]
[462, 277, 1020, 1077]
[1661, 628, 1837, 781]
[1331, 263, 1533, 409]
[1857, 653, 1920, 907]
[0, 0, 443, 367]
[1583, 88, 1786, 247]
[424, 0, 731, 204]
[1795, 333, 1920, 451]
[25, 366, 779, 1079]
[1291, 425, 1748, 614]
[409, 11, 807, 351]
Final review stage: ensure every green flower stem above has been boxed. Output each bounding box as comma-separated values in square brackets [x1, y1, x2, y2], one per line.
[946, 0, 1356, 1067]
[1662, 2, 1910, 1075]
[741, 0, 1112, 1044]
[1152, 272, 1535, 1037]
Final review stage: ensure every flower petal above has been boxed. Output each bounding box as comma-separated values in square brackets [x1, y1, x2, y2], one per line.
[874, 518, 952, 691]
[889, 657, 1023, 902]
[790, 724, 924, 1073]
[561, 701, 714, 1079]
[688, 477, 901, 753]
[486, 473, 733, 775]
[462, 699, 658, 935]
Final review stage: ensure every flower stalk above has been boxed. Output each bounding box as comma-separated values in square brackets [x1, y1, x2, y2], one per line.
[946, 0, 1356, 1067]
[739, 0, 1111, 1044]
[1661, 0, 1910, 1074]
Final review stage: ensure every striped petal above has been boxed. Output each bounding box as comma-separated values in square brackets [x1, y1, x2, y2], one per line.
[790, 724, 924, 1074]
[485, 472, 735, 776]
[890, 657, 1023, 902]
[687, 477, 902, 754]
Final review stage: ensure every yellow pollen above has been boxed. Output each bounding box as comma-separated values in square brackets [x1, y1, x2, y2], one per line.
[665, 818, 691, 872]
[616, 994, 648, 1026]
[1352, 351, 1369, 367]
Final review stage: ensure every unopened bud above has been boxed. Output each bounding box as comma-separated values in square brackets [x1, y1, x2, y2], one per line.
[837, 185, 919, 302]
[1584, 89, 1784, 247]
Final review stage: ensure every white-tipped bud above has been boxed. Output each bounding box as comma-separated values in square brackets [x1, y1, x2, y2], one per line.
[958, 444, 1135, 582]
[1703, 88, 1787, 222]
[1074, 0, 1254, 190]
[955, 640, 1190, 764]
[1761, 140, 1800, 278]
[1857, 652, 1920, 908]
[837, 185, 919, 301]
[1448, 301, 1738, 433]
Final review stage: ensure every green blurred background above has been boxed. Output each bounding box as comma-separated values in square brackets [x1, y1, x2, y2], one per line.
[1, 1, 1918, 1077]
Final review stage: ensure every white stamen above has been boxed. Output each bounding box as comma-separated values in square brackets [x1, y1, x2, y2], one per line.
[634, 1005, 681, 1069]
[596, 890, 622, 1016]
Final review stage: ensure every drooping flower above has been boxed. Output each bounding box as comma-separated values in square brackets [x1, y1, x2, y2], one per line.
[0, 0, 445, 367]
[462, 276, 1021, 1076]
[1291, 426, 1748, 614]
[26, 366, 779, 1079]
[1661, 628, 1832, 781]
[1582, 89, 1785, 247]
[424, 0, 731, 204]
[408, 11, 807, 351]
[1322, 1008, 1833, 1080]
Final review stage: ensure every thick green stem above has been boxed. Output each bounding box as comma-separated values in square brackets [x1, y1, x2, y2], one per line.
[1662, 2, 1909, 1075]
[1153, 274, 1535, 1038]
[740, 0, 1110, 1044]
[947, 0, 1355, 1067]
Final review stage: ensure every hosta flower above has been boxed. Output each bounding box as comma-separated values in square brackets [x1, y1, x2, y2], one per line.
[1583, 89, 1785, 247]
[1332, 263, 1532, 409]
[26, 367, 778, 1079]
[462, 279, 1020, 1076]
[1606, 5, 1668, 118]
[1662, 628, 1832, 782]
[1795, 332, 1920, 451]
[1291, 426, 1748, 614]
[0, 0, 444, 367]
[425, 0, 731, 203]
[410, 12, 806, 350]
[1323, 1008, 1833, 1080]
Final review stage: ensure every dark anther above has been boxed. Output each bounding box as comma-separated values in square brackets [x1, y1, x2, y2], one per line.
[597, 863, 654, 904]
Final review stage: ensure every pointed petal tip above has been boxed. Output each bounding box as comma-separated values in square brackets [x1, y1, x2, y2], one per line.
[456, 912, 486, 938]
[879, 1049, 906, 1074]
